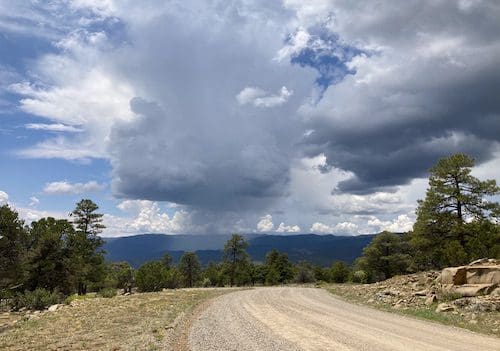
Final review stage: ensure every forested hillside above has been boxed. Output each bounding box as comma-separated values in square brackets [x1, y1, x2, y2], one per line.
[103, 233, 376, 267]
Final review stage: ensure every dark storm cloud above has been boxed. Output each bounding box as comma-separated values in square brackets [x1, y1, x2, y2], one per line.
[299, 0, 500, 194]
[108, 0, 500, 209]
[107, 2, 315, 210]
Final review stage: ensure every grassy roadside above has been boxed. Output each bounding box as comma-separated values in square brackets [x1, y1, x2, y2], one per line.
[324, 284, 500, 337]
[0, 288, 231, 351]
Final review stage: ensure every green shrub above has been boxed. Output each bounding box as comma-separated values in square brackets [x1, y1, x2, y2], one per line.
[331, 261, 350, 283]
[98, 288, 117, 298]
[294, 262, 316, 284]
[165, 267, 182, 289]
[12, 289, 60, 310]
[135, 261, 170, 292]
[351, 270, 368, 284]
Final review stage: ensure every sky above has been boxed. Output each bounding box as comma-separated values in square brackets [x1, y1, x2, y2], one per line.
[0, 0, 499, 237]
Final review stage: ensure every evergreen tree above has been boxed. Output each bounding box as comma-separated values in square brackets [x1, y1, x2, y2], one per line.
[222, 234, 249, 287]
[264, 249, 294, 284]
[71, 199, 105, 235]
[178, 252, 202, 288]
[203, 262, 225, 287]
[135, 261, 170, 292]
[357, 231, 411, 282]
[27, 218, 75, 294]
[69, 199, 106, 294]
[411, 154, 500, 269]
[0, 206, 29, 298]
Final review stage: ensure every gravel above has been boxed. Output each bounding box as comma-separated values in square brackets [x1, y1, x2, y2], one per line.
[188, 287, 500, 351]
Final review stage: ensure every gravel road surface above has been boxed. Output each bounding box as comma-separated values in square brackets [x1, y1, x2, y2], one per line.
[188, 287, 500, 351]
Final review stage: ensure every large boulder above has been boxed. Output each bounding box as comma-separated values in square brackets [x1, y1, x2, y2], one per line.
[439, 259, 500, 297]
[453, 284, 498, 297]
[465, 266, 500, 285]
[440, 260, 500, 285]
[440, 266, 467, 285]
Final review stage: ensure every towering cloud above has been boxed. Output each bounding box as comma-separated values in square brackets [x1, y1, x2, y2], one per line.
[3, 0, 500, 234]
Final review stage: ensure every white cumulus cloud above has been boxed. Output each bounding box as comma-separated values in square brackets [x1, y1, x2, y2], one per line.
[275, 222, 301, 233]
[367, 214, 415, 233]
[104, 200, 196, 236]
[0, 190, 8, 205]
[310, 221, 359, 235]
[43, 181, 105, 195]
[257, 214, 274, 232]
[237, 86, 293, 108]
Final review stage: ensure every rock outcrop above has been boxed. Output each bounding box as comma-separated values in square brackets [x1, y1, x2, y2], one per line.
[438, 259, 499, 298]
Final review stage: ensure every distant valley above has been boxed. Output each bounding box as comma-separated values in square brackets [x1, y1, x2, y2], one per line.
[102, 233, 376, 267]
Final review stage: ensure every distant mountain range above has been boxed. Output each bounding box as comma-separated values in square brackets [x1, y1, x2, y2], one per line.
[102, 233, 376, 268]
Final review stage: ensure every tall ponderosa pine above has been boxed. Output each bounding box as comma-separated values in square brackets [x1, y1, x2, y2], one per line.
[178, 252, 201, 287]
[72, 199, 106, 235]
[411, 154, 500, 269]
[69, 199, 106, 294]
[0, 206, 29, 297]
[223, 234, 249, 287]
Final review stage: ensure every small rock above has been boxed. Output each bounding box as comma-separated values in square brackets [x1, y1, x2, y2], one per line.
[414, 289, 428, 296]
[367, 298, 375, 303]
[425, 295, 437, 306]
[468, 320, 478, 325]
[48, 304, 60, 312]
[435, 303, 454, 313]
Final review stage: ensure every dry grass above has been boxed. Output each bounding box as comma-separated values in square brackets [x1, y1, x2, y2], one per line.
[0, 288, 229, 351]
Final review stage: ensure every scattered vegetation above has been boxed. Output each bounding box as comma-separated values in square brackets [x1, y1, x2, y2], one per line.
[0, 289, 229, 351]
[97, 288, 117, 299]
[12, 289, 61, 311]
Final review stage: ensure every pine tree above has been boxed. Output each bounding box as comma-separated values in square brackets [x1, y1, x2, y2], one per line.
[71, 199, 105, 235]
[69, 199, 106, 294]
[27, 218, 75, 294]
[178, 252, 201, 288]
[0, 206, 29, 298]
[356, 231, 411, 281]
[264, 249, 294, 284]
[223, 234, 249, 287]
[411, 154, 500, 269]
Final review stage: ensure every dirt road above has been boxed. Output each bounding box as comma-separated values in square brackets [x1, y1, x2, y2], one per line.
[188, 287, 500, 351]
